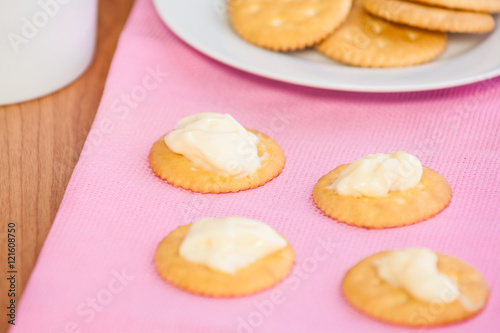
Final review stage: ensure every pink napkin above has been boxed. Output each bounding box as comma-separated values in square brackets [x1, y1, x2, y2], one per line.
[12, 0, 500, 332]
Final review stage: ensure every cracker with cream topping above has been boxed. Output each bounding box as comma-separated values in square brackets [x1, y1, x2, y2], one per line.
[154, 224, 295, 297]
[228, 0, 353, 51]
[149, 129, 285, 193]
[342, 250, 489, 326]
[313, 164, 452, 228]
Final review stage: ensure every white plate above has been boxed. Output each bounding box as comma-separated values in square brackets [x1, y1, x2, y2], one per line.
[152, 0, 500, 92]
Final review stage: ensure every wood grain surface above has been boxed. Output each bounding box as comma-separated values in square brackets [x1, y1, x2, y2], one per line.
[0, 0, 135, 331]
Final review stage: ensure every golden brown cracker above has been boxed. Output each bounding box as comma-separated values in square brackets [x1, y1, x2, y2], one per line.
[228, 0, 353, 51]
[155, 224, 295, 297]
[410, 0, 500, 13]
[342, 250, 489, 326]
[316, 1, 447, 67]
[149, 129, 285, 193]
[363, 0, 495, 33]
[313, 164, 452, 228]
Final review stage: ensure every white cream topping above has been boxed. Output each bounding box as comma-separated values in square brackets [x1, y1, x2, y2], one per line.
[179, 217, 287, 275]
[375, 248, 460, 304]
[329, 151, 423, 198]
[165, 113, 261, 177]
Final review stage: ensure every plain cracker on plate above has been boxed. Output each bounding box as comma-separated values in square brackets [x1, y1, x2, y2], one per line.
[409, 0, 500, 13]
[342, 250, 489, 326]
[228, 0, 353, 51]
[363, 0, 495, 33]
[316, 1, 447, 67]
[155, 224, 295, 297]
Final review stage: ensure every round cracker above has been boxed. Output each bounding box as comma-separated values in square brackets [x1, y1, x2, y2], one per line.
[316, 1, 447, 67]
[410, 0, 500, 13]
[228, 0, 353, 51]
[342, 250, 489, 327]
[313, 164, 452, 228]
[363, 0, 495, 33]
[155, 224, 295, 297]
[149, 129, 285, 193]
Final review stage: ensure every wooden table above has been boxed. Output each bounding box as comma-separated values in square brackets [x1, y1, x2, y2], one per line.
[0, 1, 135, 331]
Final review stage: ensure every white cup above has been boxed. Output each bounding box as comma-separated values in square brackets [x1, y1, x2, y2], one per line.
[0, 0, 97, 105]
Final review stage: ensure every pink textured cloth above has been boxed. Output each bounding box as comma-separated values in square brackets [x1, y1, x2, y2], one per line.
[12, 0, 500, 332]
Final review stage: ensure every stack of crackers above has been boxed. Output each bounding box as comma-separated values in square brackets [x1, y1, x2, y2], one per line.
[228, 0, 498, 67]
